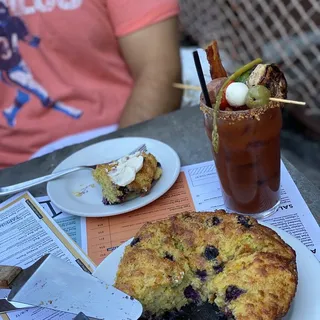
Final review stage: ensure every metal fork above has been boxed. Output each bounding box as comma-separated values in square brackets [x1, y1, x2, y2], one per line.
[0, 144, 147, 196]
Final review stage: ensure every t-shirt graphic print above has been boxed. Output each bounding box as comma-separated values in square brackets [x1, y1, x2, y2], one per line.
[0, 2, 83, 127]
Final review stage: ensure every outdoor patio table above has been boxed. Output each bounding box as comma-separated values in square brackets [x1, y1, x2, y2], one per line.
[0, 107, 319, 224]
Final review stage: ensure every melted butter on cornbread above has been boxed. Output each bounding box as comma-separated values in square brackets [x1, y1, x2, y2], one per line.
[107, 152, 144, 187]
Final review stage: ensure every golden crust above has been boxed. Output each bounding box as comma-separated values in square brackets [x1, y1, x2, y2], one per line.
[115, 248, 191, 315]
[115, 210, 298, 319]
[127, 153, 159, 193]
[171, 211, 295, 262]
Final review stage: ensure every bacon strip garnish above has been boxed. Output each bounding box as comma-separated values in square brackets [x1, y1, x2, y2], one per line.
[205, 41, 228, 80]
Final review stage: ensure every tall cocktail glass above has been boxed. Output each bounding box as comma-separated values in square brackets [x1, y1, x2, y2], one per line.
[201, 80, 283, 219]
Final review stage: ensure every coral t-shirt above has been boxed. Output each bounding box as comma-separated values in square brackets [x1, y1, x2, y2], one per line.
[0, 0, 179, 168]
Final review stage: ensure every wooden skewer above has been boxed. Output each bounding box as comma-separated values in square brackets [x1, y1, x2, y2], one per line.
[269, 97, 306, 105]
[173, 83, 306, 106]
[173, 83, 201, 91]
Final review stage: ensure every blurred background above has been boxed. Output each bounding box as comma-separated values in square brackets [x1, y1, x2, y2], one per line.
[177, 0, 320, 189]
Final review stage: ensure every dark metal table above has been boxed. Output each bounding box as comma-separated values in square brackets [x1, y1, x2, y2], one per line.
[1, 107, 319, 224]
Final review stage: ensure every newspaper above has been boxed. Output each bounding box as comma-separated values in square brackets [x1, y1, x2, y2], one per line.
[0, 192, 95, 320]
[37, 160, 320, 265]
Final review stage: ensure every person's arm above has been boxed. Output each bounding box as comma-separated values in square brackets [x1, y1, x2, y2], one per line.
[118, 17, 182, 128]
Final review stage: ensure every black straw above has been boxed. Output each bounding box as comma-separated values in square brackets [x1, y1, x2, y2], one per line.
[193, 50, 212, 108]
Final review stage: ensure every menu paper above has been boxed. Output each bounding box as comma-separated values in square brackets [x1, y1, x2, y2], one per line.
[0, 309, 74, 320]
[0, 192, 95, 320]
[86, 172, 195, 264]
[37, 196, 86, 250]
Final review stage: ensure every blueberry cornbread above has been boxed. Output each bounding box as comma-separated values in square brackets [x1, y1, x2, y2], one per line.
[92, 152, 162, 205]
[114, 210, 297, 320]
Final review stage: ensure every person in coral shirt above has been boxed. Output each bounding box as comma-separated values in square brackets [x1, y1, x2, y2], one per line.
[0, 0, 182, 168]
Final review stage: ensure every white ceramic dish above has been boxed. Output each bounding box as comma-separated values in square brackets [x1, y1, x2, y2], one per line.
[47, 137, 180, 217]
[94, 222, 320, 320]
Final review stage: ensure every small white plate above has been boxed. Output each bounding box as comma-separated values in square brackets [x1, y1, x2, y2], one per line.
[47, 137, 180, 217]
[94, 222, 320, 320]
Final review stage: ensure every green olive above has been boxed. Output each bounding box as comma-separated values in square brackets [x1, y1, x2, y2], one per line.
[245, 85, 271, 109]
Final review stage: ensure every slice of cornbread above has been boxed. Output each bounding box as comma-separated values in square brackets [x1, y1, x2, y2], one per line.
[92, 152, 162, 205]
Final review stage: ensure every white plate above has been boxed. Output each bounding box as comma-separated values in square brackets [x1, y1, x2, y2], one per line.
[47, 137, 180, 217]
[94, 222, 320, 320]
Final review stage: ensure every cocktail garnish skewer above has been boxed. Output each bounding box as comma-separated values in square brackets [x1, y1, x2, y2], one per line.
[172, 83, 306, 106]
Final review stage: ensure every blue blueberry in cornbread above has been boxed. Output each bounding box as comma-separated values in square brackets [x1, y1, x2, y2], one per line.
[225, 285, 245, 302]
[237, 215, 253, 228]
[211, 216, 221, 226]
[184, 285, 200, 303]
[213, 264, 224, 274]
[204, 246, 219, 260]
[102, 197, 110, 205]
[195, 269, 207, 282]
[164, 253, 174, 261]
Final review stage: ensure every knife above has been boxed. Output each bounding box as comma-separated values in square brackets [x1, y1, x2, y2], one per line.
[0, 254, 143, 320]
